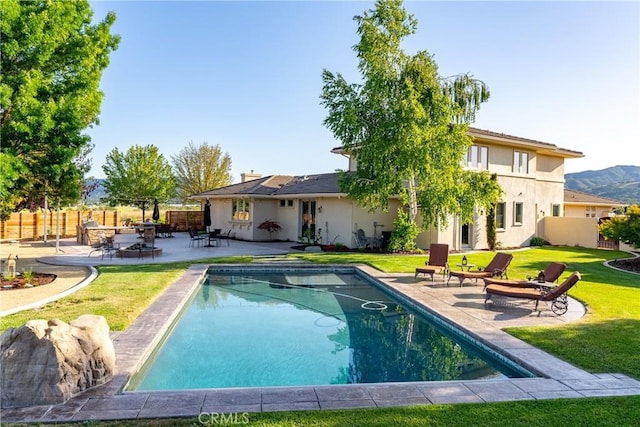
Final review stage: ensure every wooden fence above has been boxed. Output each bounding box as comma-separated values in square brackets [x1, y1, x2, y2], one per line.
[165, 211, 204, 232]
[0, 210, 205, 241]
[0, 210, 120, 241]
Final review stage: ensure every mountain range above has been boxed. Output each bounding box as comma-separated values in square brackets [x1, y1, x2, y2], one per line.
[565, 165, 640, 205]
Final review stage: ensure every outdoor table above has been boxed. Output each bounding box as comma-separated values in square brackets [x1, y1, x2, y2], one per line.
[456, 263, 475, 271]
[205, 231, 222, 247]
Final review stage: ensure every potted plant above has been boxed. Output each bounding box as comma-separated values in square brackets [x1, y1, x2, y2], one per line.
[257, 219, 282, 240]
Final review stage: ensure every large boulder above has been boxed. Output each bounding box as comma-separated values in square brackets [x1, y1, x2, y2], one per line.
[1, 315, 115, 408]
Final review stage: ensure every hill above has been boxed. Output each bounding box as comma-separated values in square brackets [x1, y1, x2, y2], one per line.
[565, 165, 640, 205]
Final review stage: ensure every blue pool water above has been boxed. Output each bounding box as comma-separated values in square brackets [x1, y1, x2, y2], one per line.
[128, 270, 531, 391]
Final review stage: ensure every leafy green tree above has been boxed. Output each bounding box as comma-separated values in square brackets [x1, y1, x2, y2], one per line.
[102, 145, 177, 221]
[0, 0, 120, 218]
[599, 205, 640, 249]
[0, 152, 26, 220]
[171, 141, 232, 203]
[320, 0, 502, 242]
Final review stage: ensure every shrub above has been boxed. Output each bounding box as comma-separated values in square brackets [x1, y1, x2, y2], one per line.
[387, 208, 420, 253]
[530, 236, 546, 246]
[258, 219, 282, 239]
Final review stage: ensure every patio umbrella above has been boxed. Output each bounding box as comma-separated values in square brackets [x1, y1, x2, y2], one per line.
[152, 199, 160, 222]
[203, 200, 212, 230]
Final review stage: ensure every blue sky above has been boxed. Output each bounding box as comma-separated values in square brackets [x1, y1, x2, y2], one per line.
[87, 1, 639, 182]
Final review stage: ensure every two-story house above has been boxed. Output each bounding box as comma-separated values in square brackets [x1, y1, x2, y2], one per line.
[191, 127, 583, 250]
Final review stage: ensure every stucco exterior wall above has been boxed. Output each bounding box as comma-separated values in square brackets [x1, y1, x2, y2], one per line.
[313, 197, 354, 246]
[208, 198, 254, 240]
[494, 175, 537, 248]
[351, 200, 401, 248]
[564, 205, 587, 217]
[486, 143, 515, 175]
[543, 216, 599, 248]
[252, 199, 279, 241]
[274, 199, 300, 242]
[535, 154, 565, 181]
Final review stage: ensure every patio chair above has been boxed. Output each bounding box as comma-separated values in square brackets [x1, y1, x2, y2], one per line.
[353, 229, 380, 249]
[188, 227, 205, 247]
[485, 271, 581, 315]
[87, 232, 119, 260]
[87, 232, 107, 258]
[415, 243, 449, 281]
[206, 229, 222, 247]
[483, 262, 567, 290]
[447, 252, 513, 287]
[218, 229, 232, 246]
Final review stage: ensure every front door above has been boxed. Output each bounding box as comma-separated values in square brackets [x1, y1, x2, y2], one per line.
[300, 201, 316, 242]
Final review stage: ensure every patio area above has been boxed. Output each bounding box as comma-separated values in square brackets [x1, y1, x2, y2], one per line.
[1, 235, 639, 422]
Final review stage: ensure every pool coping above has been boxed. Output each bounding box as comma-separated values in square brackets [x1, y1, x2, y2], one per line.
[2, 263, 639, 423]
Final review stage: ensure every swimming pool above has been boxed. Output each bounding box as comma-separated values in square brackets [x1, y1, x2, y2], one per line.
[127, 267, 533, 391]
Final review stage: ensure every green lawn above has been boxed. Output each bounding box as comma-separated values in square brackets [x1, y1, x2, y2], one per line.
[1, 246, 638, 426]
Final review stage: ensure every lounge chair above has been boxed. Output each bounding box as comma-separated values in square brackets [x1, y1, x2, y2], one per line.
[415, 243, 449, 281]
[483, 262, 566, 290]
[447, 252, 513, 287]
[485, 271, 581, 315]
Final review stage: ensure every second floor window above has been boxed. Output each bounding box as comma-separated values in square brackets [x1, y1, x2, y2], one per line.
[463, 145, 488, 170]
[513, 151, 529, 174]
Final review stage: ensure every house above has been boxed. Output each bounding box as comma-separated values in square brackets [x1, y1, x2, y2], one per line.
[542, 188, 627, 250]
[563, 188, 626, 219]
[191, 127, 584, 251]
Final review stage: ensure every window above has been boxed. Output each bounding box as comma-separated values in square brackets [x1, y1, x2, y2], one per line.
[496, 202, 506, 230]
[232, 199, 250, 220]
[585, 206, 596, 218]
[514, 202, 523, 225]
[552, 204, 561, 216]
[462, 145, 488, 170]
[513, 151, 529, 174]
[279, 199, 294, 208]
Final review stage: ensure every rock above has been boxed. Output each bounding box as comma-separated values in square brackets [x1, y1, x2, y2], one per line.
[304, 245, 322, 252]
[0, 315, 115, 408]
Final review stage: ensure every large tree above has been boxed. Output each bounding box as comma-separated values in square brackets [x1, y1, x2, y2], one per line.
[102, 145, 177, 222]
[0, 0, 119, 219]
[321, 0, 501, 235]
[171, 141, 233, 203]
[599, 205, 640, 249]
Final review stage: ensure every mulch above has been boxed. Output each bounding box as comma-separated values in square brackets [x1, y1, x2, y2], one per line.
[0, 273, 57, 290]
[610, 256, 640, 274]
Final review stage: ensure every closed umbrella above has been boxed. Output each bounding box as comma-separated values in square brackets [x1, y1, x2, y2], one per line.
[152, 199, 160, 222]
[203, 200, 212, 230]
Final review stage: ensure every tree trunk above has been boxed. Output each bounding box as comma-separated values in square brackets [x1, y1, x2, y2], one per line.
[407, 174, 418, 224]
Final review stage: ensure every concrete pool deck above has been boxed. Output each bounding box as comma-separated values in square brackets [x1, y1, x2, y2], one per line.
[1, 236, 639, 422]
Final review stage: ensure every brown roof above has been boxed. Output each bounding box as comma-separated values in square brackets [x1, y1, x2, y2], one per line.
[564, 189, 626, 206]
[332, 127, 584, 159]
[191, 173, 345, 199]
[468, 127, 583, 158]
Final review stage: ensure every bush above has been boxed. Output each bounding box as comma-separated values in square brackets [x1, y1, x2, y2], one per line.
[529, 236, 546, 246]
[387, 208, 420, 253]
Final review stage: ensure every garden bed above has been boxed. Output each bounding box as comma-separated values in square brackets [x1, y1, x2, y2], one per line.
[1, 273, 57, 290]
